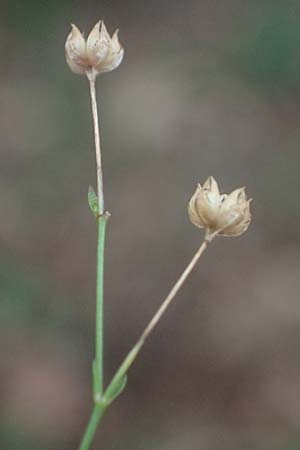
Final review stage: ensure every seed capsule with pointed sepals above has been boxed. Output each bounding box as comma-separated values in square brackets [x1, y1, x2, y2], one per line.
[65, 24, 88, 75]
[65, 20, 124, 76]
[188, 176, 252, 238]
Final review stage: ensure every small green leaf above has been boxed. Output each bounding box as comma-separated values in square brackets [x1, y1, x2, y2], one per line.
[105, 374, 128, 405]
[88, 185, 99, 217]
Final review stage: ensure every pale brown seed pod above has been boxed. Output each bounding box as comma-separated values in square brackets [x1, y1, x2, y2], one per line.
[65, 20, 124, 77]
[188, 176, 252, 238]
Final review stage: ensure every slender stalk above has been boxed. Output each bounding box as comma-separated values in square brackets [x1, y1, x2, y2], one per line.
[139, 239, 209, 344]
[87, 70, 104, 215]
[104, 237, 212, 400]
[86, 69, 107, 396]
[78, 71, 108, 450]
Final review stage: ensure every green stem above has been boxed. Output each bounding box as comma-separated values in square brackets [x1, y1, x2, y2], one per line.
[78, 215, 108, 450]
[78, 403, 107, 450]
[95, 215, 108, 396]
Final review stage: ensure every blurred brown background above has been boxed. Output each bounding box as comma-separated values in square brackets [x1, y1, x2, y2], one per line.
[1, 0, 300, 449]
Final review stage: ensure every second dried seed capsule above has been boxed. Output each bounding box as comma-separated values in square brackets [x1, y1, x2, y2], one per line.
[188, 176, 251, 239]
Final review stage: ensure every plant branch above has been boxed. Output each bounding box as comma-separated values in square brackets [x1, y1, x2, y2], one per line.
[77, 71, 108, 450]
[87, 70, 104, 215]
[140, 239, 209, 344]
[104, 236, 213, 401]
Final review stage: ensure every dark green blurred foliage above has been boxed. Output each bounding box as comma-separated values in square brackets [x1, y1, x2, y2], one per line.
[229, 3, 300, 94]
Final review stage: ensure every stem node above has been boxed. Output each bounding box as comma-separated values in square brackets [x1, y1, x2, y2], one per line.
[96, 211, 111, 221]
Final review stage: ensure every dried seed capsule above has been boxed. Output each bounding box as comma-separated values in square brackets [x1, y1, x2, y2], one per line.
[65, 20, 124, 76]
[188, 176, 252, 238]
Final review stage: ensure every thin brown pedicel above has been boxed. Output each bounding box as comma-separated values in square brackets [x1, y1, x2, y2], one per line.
[87, 70, 104, 215]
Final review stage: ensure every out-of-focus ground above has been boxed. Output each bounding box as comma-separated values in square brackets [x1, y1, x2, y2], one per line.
[0, 1, 300, 449]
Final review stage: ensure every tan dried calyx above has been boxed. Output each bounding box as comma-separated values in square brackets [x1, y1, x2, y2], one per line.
[188, 176, 252, 240]
[65, 20, 124, 77]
